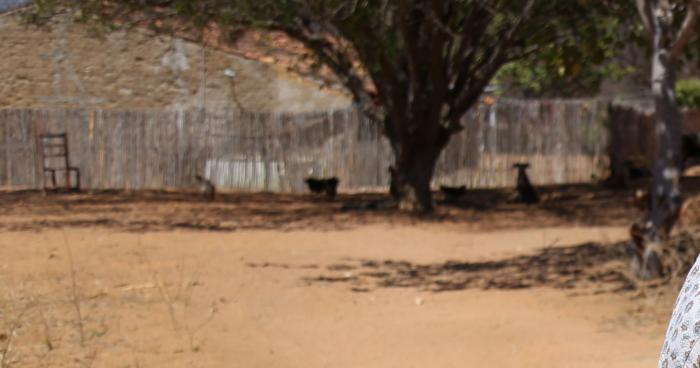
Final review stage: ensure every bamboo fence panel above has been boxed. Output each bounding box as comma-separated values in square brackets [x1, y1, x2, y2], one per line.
[0, 99, 611, 192]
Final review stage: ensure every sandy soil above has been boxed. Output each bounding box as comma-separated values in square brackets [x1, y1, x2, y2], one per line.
[0, 186, 680, 367]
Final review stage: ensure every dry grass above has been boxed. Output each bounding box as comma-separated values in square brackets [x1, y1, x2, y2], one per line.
[0, 235, 220, 367]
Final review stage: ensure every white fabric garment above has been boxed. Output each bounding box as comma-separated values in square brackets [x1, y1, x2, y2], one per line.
[658, 255, 700, 368]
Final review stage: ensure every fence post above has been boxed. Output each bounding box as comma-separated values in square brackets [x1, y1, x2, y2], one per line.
[179, 108, 185, 188]
[4, 111, 16, 188]
[553, 102, 565, 183]
[262, 115, 270, 192]
[30, 111, 43, 189]
[1, 113, 5, 187]
[487, 101, 497, 187]
[1, 112, 8, 187]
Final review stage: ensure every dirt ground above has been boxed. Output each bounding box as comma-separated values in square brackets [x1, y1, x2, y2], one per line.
[0, 185, 684, 367]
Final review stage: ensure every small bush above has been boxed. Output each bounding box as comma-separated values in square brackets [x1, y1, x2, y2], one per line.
[676, 79, 700, 109]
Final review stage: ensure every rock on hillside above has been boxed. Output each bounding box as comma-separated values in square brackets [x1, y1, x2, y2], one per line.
[0, 15, 351, 112]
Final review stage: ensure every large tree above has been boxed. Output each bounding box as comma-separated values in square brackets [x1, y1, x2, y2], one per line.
[32, 0, 629, 212]
[634, 0, 699, 277]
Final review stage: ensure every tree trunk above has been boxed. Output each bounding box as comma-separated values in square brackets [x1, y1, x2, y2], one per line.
[392, 145, 443, 212]
[650, 54, 683, 237]
[640, 7, 684, 278]
[384, 117, 448, 213]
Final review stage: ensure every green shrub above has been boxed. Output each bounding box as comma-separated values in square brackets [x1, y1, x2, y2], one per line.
[676, 79, 700, 109]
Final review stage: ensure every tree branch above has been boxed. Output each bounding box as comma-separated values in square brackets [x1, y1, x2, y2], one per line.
[671, 1, 700, 60]
[448, 0, 536, 120]
[278, 24, 375, 114]
[635, 0, 653, 36]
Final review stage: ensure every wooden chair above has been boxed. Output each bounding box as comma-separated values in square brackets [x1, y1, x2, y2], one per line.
[37, 133, 81, 192]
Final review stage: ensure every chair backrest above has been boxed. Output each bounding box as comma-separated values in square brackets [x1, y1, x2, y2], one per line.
[37, 132, 80, 191]
[38, 133, 70, 170]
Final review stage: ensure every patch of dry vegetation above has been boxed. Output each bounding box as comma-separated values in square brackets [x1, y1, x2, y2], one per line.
[0, 235, 220, 367]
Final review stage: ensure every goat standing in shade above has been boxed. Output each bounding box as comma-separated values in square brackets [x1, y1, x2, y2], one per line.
[513, 163, 539, 204]
[440, 185, 467, 203]
[304, 177, 339, 199]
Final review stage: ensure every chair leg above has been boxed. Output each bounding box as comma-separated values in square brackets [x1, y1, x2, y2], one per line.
[69, 169, 81, 191]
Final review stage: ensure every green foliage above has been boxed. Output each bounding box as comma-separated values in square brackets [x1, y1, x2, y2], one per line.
[494, 2, 642, 97]
[676, 79, 700, 109]
[494, 59, 637, 98]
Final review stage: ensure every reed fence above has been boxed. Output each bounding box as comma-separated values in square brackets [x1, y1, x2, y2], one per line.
[0, 99, 611, 193]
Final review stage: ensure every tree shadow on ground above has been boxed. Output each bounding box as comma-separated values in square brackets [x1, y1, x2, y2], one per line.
[0, 184, 637, 233]
[440, 183, 638, 224]
[300, 240, 637, 293]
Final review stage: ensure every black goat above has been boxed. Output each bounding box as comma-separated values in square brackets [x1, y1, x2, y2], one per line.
[440, 185, 467, 202]
[513, 163, 539, 204]
[304, 177, 339, 199]
[683, 133, 700, 169]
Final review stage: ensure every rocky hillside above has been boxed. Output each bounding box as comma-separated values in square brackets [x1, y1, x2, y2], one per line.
[0, 14, 351, 112]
